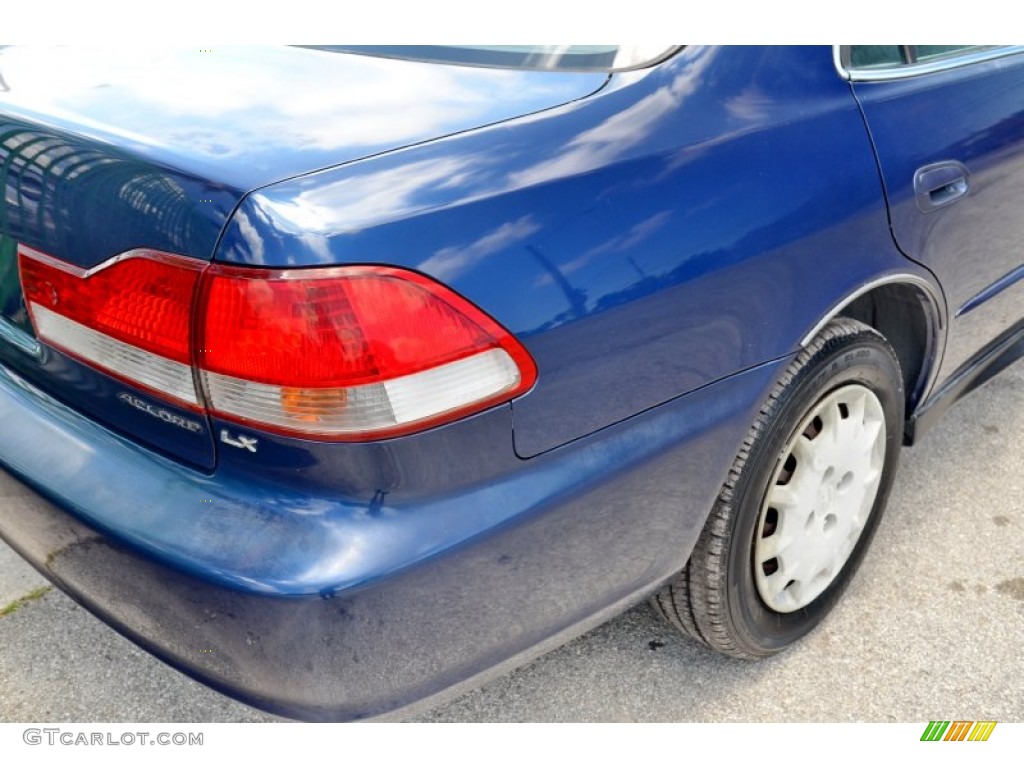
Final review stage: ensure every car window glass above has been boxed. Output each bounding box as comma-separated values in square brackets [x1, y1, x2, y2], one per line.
[847, 45, 985, 71]
[914, 45, 977, 61]
[848, 46, 904, 69]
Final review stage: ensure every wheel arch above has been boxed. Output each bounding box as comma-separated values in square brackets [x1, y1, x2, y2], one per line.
[800, 275, 947, 435]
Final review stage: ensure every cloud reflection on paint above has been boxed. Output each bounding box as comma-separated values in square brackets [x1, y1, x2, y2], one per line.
[534, 210, 673, 287]
[507, 57, 710, 189]
[419, 215, 541, 281]
[256, 155, 489, 235]
[0, 46, 604, 187]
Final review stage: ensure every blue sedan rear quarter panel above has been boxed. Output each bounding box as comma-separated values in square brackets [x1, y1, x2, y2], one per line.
[217, 46, 917, 457]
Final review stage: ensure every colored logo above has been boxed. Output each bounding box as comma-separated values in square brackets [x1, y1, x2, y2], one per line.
[921, 721, 997, 741]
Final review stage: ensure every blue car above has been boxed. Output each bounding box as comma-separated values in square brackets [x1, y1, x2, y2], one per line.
[0, 45, 1022, 721]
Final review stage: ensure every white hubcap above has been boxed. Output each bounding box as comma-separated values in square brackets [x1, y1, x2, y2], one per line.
[754, 384, 886, 613]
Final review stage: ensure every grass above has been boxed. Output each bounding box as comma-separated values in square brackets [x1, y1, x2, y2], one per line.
[0, 586, 52, 618]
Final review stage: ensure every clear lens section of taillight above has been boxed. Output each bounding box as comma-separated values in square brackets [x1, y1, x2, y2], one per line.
[18, 246, 537, 439]
[197, 265, 536, 439]
[18, 245, 204, 407]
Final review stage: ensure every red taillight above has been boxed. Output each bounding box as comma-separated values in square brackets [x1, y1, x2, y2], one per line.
[18, 246, 537, 439]
[19, 245, 204, 406]
[199, 266, 500, 387]
[198, 265, 536, 438]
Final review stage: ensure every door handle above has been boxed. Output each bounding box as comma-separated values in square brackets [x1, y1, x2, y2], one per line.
[914, 161, 970, 212]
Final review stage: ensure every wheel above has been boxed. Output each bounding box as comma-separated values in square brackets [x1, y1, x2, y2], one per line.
[652, 317, 904, 658]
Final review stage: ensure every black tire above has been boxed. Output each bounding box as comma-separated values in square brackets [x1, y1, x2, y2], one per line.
[652, 317, 904, 658]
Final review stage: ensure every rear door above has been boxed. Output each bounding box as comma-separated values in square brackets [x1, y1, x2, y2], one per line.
[845, 46, 1024, 382]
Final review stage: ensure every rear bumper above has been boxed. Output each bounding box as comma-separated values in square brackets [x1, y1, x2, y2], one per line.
[0, 356, 786, 721]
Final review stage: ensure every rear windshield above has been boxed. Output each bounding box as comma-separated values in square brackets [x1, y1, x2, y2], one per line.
[303, 45, 679, 72]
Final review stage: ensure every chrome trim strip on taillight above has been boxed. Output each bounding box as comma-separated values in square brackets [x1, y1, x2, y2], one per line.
[18, 244, 206, 279]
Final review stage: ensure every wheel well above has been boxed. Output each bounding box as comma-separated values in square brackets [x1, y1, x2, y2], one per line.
[835, 282, 939, 417]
